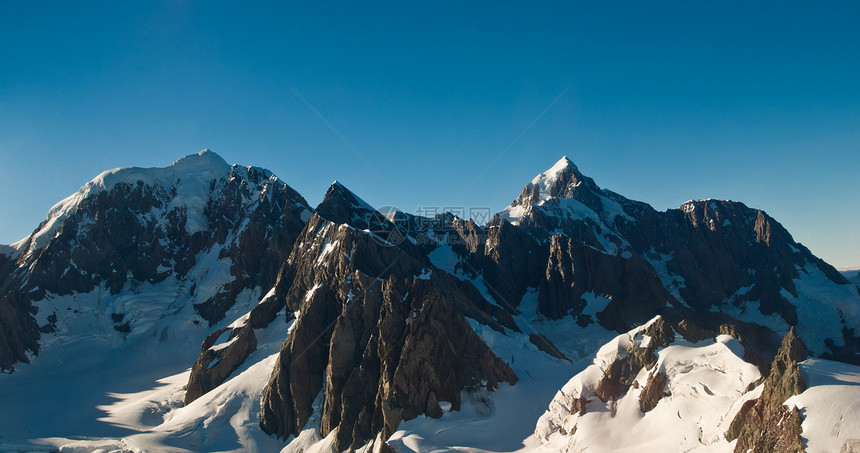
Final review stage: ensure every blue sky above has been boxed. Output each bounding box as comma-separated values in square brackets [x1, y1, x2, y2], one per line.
[1, 1, 858, 268]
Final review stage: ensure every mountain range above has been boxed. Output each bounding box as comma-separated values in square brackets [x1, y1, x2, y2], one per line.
[1, 150, 858, 452]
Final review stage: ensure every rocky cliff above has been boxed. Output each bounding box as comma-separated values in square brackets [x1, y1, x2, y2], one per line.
[727, 328, 809, 452]
[252, 186, 516, 450]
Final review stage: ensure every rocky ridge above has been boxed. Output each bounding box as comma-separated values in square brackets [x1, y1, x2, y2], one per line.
[256, 186, 518, 451]
[727, 328, 809, 452]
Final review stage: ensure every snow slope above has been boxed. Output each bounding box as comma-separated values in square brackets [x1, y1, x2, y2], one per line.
[0, 286, 293, 453]
[0, 285, 263, 445]
[785, 359, 860, 453]
[388, 318, 580, 453]
[531, 318, 761, 453]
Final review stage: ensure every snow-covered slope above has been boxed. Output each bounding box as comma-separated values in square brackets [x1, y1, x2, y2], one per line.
[785, 359, 860, 453]
[782, 262, 860, 355]
[531, 318, 761, 452]
[0, 286, 293, 452]
[526, 318, 860, 453]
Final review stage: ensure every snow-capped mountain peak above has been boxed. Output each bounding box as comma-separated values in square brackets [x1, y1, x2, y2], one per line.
[76, 148, 231, 200]
[533, 155, 576, 184]
[316, 180, 381, 228]
[14, 149, 235, 256]
[521, 155, 591, 206]
[169, 148, 229, 170]
[499, 156, 629, 228]
[541, 155, 574, 174]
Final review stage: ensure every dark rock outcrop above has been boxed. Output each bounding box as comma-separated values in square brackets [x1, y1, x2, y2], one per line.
[185, 323, 258, 404]
[260, 273, 517, 451]
[184, 241, 301, 405]
[184, 290, 295, 405]
[0, 290, 40, 372]
[191, 165, 311, 324]
[540, 234, 672, 330]
[726, 327, 809, 453]
[594, 318, 674, 403]
[529, 333, 570, 362]
[638, 371, 670, 413]
[17, 152, 310, 323]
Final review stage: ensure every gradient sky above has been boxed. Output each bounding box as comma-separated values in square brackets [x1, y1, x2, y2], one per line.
[1, 1, 858, 268]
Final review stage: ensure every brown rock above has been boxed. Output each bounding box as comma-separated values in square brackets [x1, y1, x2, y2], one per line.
[727, 327, 809, 453]
[258, 213, 517, 451]
[539, 234, 671, 331]
[529, 333, 571, 362]
[595, 318, 674, 403]
[639, 371, 670, 413]
[184, 323, 258, 405]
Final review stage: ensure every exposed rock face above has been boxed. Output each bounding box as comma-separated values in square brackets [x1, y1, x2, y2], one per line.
[727, 327, 809, 453]
[259, 270, 517, 450]
[185, 322, 258, 404]
[593, 317, 674, 403]
[257, 188, 517, 451]
[183, 282, 295, 405]
[190, 166, 311, 324]
[481, 220, 548, 310]
[0, 150, 311, 372]
[445, 218, 549, 313]
[529, 333, 570, 362]
[638, 371, 670, 413]
[540, 234, 671, 330]
[0, 290, 40, 372]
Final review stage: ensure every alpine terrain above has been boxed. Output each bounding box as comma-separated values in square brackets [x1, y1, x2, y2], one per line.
[1, 150, 858, 453]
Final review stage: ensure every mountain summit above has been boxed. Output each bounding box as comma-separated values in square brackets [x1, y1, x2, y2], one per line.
[0, 150, 311, 371]
[499, 156, 635, 233]
[512, 156, 597, 206]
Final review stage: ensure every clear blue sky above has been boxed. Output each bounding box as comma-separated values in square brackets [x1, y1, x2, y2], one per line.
[1, 1, 858, 268]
